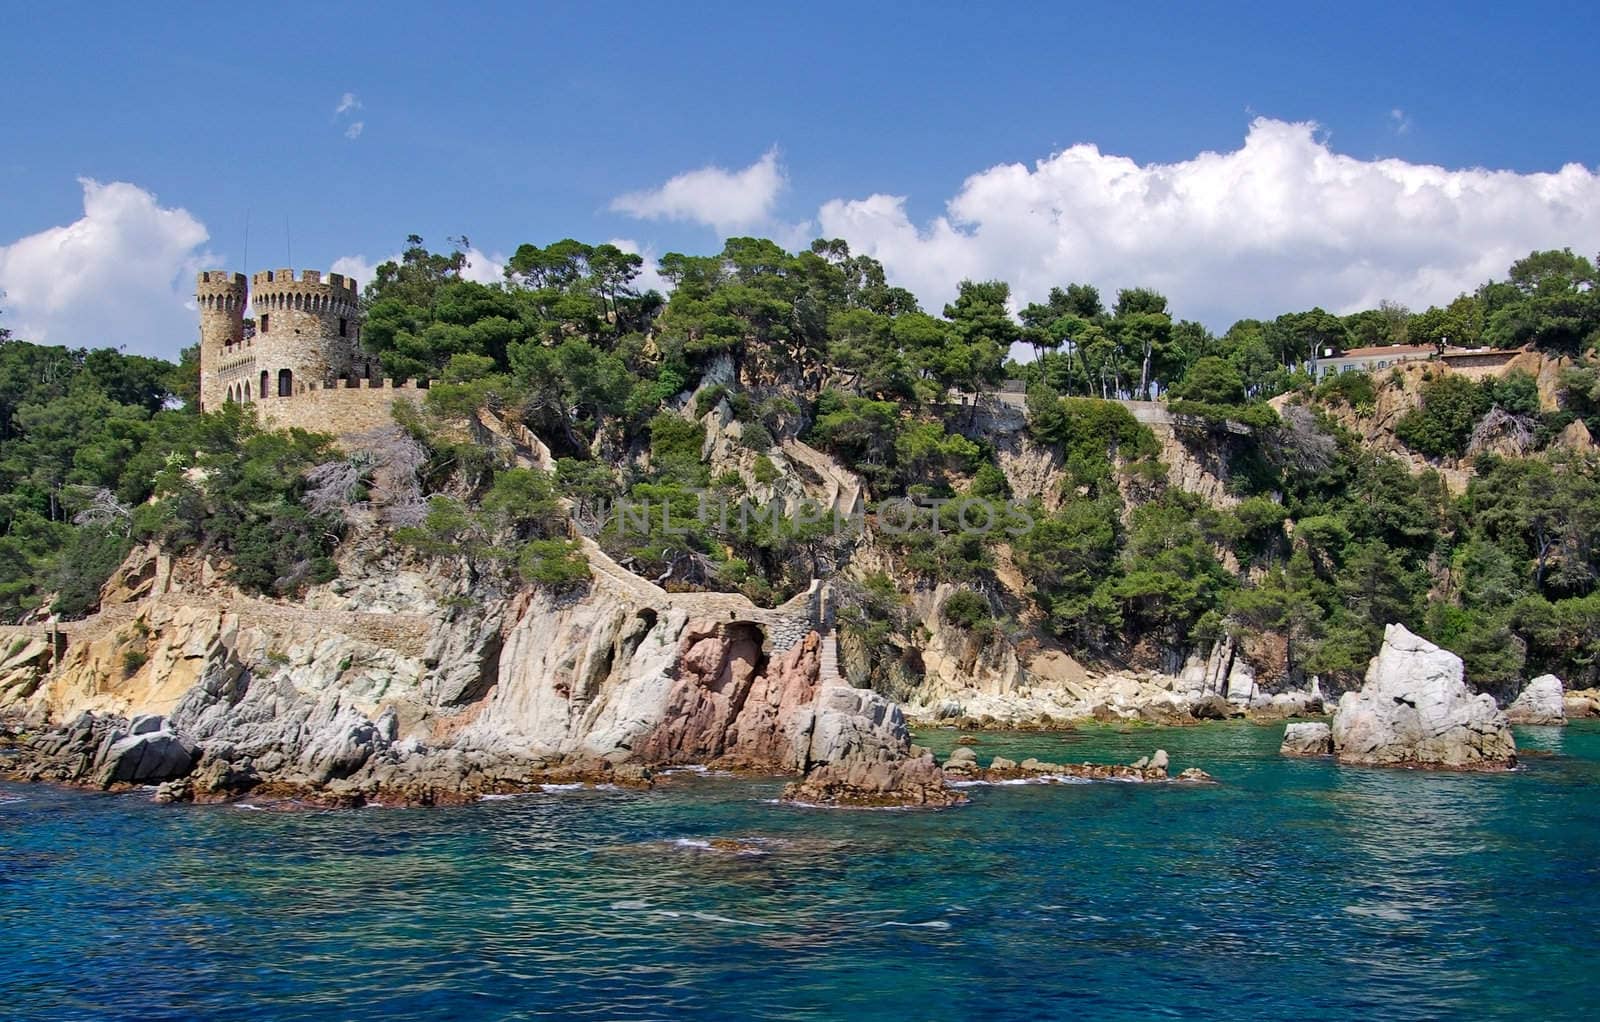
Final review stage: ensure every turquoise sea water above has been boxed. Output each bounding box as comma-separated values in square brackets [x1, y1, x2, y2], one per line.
[4, 721, 1599, 1021]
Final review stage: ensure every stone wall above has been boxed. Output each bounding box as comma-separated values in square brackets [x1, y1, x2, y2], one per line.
[253, 380, 430, 438]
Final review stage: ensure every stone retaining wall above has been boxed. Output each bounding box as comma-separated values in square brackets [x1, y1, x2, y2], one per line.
[253, 381, 430, 438]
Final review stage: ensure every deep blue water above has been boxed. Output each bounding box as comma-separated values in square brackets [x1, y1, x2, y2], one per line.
[4, 721, 1599, 1021]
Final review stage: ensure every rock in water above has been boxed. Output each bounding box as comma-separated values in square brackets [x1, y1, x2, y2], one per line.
[1505, 674, 1566, 725]
[781, 752, 967, 808]
[1280, 721, 1332, 756]
[1331, 624, 1515, 770]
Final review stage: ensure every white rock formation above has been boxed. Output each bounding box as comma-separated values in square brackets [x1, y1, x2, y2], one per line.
[1280, 721, 1332, 756]
[1505, 674, 1566, 725]
[1331, 624, 1516, 770]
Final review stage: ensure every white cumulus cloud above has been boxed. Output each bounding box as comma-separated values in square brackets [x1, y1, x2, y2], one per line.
[817, 117, 1600, 329]
[329, 254, 380, 289]
[344, 121, 364, 140]
[335, 92, 362, 116]
[0, 178, 213, 357]
[611, 148, 788, 233]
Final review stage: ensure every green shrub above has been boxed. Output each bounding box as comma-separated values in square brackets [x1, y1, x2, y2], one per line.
[740, 421, 775, 452]
[1316, 371, 1376, 409]
[694, 384, 729, 418]
[647, 412, 707, 484]
[50, 527, 133, 619]
[516, 538, 590, 588]
[1395, 375, 1490, 457]
[941, 589, 993, 631]
[1170, 356, 1246, 405]
[1487, 369, 1540, 416]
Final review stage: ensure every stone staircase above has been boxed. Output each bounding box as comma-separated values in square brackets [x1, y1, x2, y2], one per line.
[474, 410, 556, 471]
[779, 439, 864, 517]
[818, 632, 843, 686]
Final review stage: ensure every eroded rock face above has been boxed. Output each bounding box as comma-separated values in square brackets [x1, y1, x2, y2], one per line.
[1506, 674, 1565, 725]
[1280, 722, 1332, 756]
[636, 621, 769, 765]
[1331, 624, 1516, 770]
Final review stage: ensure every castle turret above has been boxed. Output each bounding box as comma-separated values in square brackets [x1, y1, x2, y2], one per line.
[249, 269, 364, 401]
[195, 270, 248, 412]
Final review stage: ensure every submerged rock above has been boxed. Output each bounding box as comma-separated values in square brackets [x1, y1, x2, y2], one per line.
[1331, 624, 1516, 770]
[1280, 722, 1333, 756]
[1505, 674, 1566, 725]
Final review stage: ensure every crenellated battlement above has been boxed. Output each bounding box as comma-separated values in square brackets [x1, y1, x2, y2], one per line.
[302, 377, 435, 391]
[196, 270, 248, 315]
[250, 268, 358, 294]
[197, 269, 248, 290]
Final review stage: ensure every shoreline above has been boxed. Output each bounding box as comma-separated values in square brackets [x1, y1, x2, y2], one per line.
[1, 714, 1231, 810]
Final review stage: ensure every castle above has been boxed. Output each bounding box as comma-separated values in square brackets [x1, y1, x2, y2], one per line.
[195, 268, 374, 410]
[195, 268, 428, 436]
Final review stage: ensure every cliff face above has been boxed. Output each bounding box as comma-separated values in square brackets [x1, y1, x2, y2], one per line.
[1286, 351, 1592, 490]
[1, 540, 922, 805]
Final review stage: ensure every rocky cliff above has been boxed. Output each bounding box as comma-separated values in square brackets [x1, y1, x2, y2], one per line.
[0, 539, 943, 807]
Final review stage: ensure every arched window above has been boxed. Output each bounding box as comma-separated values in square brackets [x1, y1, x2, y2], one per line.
[260, 370, 270, 399]
[278, 368, 294, 397]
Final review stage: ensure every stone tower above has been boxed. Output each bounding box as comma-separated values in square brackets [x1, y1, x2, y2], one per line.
[195, 268, 365, 412]
[195, 270, 248, 411]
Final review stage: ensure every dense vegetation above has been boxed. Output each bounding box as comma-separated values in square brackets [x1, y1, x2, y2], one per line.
[2, 240, 1598, 696]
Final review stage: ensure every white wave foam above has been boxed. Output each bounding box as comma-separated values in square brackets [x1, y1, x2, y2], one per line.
[1343, 903, 1414, 922]
[948, 774, 1095, 788]
[233, 803, 266, 812]
[878, 920, 952, 930]
[477, 793, 520, 801]
[690, 911, 772, 927]
[765, 798, 918, 812]
[538, 782, 586, 792]
[609, 899, 651, 910]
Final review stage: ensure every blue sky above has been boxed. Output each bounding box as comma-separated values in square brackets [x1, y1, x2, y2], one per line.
[2, 1, 1599, 356]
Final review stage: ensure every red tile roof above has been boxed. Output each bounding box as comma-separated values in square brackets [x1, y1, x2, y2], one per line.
[1333, 345, 1435, 358]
